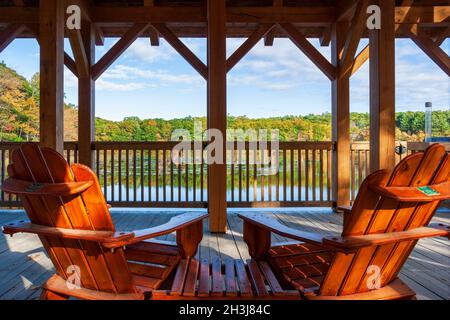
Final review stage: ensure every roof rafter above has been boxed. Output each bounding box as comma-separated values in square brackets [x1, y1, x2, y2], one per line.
[144, 0, 160, 46]
[320, 26, 332, 47]
[94, 25, 104, 46]
[433, 26, 449, 46]
[12, 0, 25, 7]
[337, 0, 358, 22]
[264, 0, 283, 46]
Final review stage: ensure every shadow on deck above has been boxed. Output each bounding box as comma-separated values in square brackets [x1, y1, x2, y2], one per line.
[0, 208, 448, 300]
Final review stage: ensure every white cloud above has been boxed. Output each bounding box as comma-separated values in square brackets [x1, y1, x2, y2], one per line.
[95, 64, 204, 91]
[227, 38, 331, 91]
[123, 39, 177, 63]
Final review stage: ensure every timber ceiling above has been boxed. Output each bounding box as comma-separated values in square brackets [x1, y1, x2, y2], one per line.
[0, 0, 448, 40]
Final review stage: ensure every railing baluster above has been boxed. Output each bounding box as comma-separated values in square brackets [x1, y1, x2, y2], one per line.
[357, 150, 362, 194]
[319, 149, 324, 202]
[193, 145, 196, 202]
[260, 147, 265, 202]
[163, 149, 167, 202]
[312, 148, 316, 202]
[253, 144, 257, 202]
[104, 149, 108, 201]
[111, 148, 115, 203]
[178, 150, 181, 202]
[298, 148, 302, 202]
[267, 144, 271, 202]
[155, 149, 159, 202]
[148, 149, 152, 202]
[118, 148, 122, 203]
[126, 148, 130, 203]
[305, 149, 309, 202]
[350, 149, 355, 201]
[246, 144, 250, 202]
[133, 149, 137, 202]
[1, 149, 5, 203]
[276, 148, 279, 202]
[282, 148, 287, 202]
[96, 148, 100, 179]
[290, 149, 294, 201]
[185, 151, 189, 202]
[231, 146, 235, 202]
[200, 147, 204, 202]
[141, 149, 144, 203]
[327, 148, 331, 201]
[170, 149, 174, 202]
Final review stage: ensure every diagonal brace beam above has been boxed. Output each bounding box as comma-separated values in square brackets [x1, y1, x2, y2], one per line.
[92, 23, 149, 80]
[408, 30, 450, 77]
[152, 23, 208, 80]
[68, 29, 89, 78]
[279, 22, 336, 81]
[227, 24, 275, 72]
[0, 23, 26, 53]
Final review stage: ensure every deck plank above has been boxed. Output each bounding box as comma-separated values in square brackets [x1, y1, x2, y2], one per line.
[0, 209, 447, 300]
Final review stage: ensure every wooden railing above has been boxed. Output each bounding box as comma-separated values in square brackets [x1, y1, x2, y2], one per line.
[350, 142, 410, 201]
[349, 141, 450, 201]
[93, 141, 207, 207]
[4, 141, 446, 208]
[0, 141, 333, 208]
[226, 141, 333, 207]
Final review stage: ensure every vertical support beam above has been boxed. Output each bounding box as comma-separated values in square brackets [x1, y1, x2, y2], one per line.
[207, 0, 227, 233]
[370, 0, 396, 172]
[78, 20, 95, 166]
[331, 22, 350, 209]
[39, 0, 64, 153]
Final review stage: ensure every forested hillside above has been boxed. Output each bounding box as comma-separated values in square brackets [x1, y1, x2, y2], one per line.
[1, 63, 449, 142]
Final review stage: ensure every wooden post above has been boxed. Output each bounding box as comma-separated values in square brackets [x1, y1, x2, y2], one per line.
[331, 22, 351, 209]
[78, 21, 95, 166]
[370, 0, 396, 171]
[39, 0, 64, 153]
[207, 0, 227, 233]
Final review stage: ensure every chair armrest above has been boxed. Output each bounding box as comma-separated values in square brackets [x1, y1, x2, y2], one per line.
[337, 205, 352, 214]
[369, 181, 450, 202]
[238, 212, 325, 247]
[2, 220, 134, 245]
[103, 212, 209, 248]
[323, 224, 450, 252]
[3, 212, 208, 251]
[1, 178, 93, 197]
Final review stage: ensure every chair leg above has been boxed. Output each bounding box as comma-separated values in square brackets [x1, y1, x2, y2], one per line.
[40, 289, 69, 300]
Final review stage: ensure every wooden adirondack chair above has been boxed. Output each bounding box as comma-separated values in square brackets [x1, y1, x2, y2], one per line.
[239, 143, 450, 300]
[1, 143, 207, 300]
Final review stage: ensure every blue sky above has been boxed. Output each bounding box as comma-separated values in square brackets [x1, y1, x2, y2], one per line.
[1, 37, 448, 121]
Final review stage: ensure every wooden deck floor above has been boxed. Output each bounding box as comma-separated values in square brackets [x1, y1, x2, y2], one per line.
[0, 208, 448, 300]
